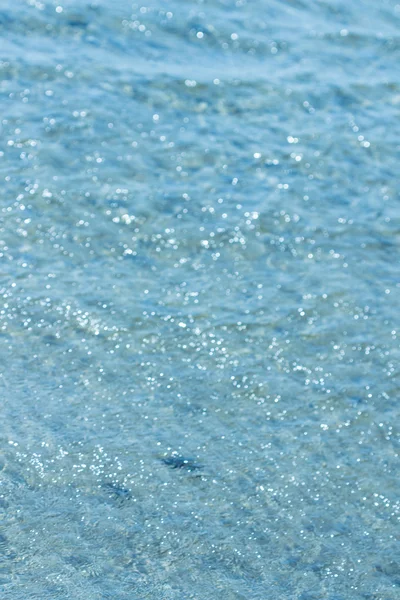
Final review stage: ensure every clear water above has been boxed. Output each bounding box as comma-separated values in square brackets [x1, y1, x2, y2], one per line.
[1, 1, 399, 598]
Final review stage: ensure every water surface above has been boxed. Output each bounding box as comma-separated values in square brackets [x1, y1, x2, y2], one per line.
[1, 1, 400, 598]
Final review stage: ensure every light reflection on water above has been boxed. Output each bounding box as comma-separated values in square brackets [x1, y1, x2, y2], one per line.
[0, 0, 399, 598]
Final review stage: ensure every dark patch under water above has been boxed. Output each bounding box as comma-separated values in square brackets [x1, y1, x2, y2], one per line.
[100, 482, 132, 503]
[161, 456, 203, 471]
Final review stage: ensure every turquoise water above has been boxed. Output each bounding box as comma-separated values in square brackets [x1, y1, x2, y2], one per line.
[1, 1, 400, 598]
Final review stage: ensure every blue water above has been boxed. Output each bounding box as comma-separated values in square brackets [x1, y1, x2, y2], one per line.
[1, 1, 400, 598]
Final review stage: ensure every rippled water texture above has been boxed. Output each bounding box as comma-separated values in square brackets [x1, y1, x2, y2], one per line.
[1, 0, 400, 598]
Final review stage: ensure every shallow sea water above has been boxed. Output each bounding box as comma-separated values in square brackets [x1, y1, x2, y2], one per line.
[1, 0, 400, 598]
